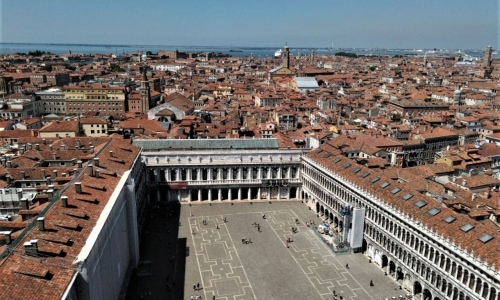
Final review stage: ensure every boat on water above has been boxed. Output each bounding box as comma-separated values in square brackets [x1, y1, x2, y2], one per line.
[274, 49, 282, 57]
[229, 49, 243, 52]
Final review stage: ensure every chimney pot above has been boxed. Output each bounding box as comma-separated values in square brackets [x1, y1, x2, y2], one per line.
[61, 196, 68, 207]
[20, 171, 25, 179]
[109, 151, 113, 157]
[75, 182, 82, 194]
[62, 172, 67, 177]
[35, 144, 40, 150]
[52, 152, 57, 160]
[88, 164, 93, 177]
[3, 231, 12, 244]
[95, 169, 100, 178]
[77, 160, 83, 168]
[47, 189, 54, 199]
[42, 139, 46, 145]
[93, 158, 99, 167]
[90, 146, 94, 154]
[76, 139, 81, 148]
[20, 198, 28, 210]
[53, 170, 58, 178]
[37, 217, 45, 231]
[6, 161, 11, 168]
[41, 169, 46, 179]
[17, 188, 23, 199]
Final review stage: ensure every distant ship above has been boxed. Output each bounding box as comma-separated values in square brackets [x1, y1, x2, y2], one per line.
[274, 49, 282, 57]
[229, 49, 243, 52]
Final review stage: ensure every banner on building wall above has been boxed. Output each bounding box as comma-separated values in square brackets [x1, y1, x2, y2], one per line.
[349, 207, 365, 248]
[168, 182, 188, 190]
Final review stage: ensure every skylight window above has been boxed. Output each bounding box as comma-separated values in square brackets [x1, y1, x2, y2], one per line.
[380, 182, 390, 188]
[333, 158, 341, 164]
[352, 167, 361, 173]
[478, 233, 493, 243]
[342, 163, 351, 169]
[370, 177, 380, 184]
[361, 172, 370, 178]
[402, 193, 413, 200]
[443, 216, 456, 224]
[390, 187, 401, 194]
[324, 153, 331, 158]
[427, 208, 441, 216]
[415, 200, 427, 208]
[316, 149, 323, 154]
[460, 224, 474, 232]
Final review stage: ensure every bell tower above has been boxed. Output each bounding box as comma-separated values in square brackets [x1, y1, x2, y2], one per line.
[140, 69, 151, 115]
[282, 43, 290, 69]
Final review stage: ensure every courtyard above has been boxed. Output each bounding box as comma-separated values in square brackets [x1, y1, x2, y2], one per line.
[126, 201, 409, 300]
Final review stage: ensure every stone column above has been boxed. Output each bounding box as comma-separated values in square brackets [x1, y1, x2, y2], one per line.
[258, 188, 261, 200]
[267, 187, 271, 200]
[228, 168, 233, 180]
[228, 189, 232, 201]
[208, 169, 213, 181]
[197, 168, 201, 181]
[187, 169, 191, 181]
[238, 188, 242, 201]
[258, 167, 262, 179]
[277, 186, 281, 200]
[208, 189, 212, 201]
[198, 189, 202, 202]
[247, 188, 251, 200]
[218, 188, 222, 201]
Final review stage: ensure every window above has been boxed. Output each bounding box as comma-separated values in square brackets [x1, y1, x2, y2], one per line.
[402, 193, 413, 200]
[460, 224, 474, 232]
[427, 208, 441, 216]
[342, 163, 351, 169]
[361, 172, 370, 178]
[443, 216, 456, 223]
[415, 200, 427, 208]
[333, 158, 341, 164]
[380, 182, 390, 188]
[478, 233, 493, 243]
[390, 187, 401, 194]
[352, 167, 361, 173]
[370, 177, 380, 184]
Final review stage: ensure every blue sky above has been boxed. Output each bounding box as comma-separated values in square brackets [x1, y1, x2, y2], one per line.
[1, 0, 498, 49]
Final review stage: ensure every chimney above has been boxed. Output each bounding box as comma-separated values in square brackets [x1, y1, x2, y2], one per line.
[73, 168, 78, 175]
[6, 160, 11, 168]
[52, 153, 57, 160]
[23, 240, 38, 256]
[20, 171, 25, 179]
[93, 158, 99, 167]
[77, 160, 82, 168]
[35, 144, 40, 150]
[88, 164, 94, 177]
[61, 144, 65, 151]
[16, 188, 23, 200]
[47, 189, 54, 199]
[37, 217, 45, 231]
[484, 188, 491, 199]
[62, 172, 66, 177]
[472, 193, 477, 201]
[95, 169, 100, 178]
[53, 170, 58, 178]
[90, 146, 94, 154]
[451, 175, 456, 183]
[41, 169, 46, 179]
[75, 182, 82, 194]
[49, 144, 52, 150]
[3, 231, 12, 244]
[27, 143, 32, 150]
[42, 138, 46, 145]
[20, 198, 28, 210]
[76, 139, 81, 148]
[19, 148, 24, 155]
[109, 151, 113, 157]
[61, 196, 68, 207]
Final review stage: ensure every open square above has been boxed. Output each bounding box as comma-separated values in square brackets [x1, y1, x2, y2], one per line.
[127, 201, 409, 300]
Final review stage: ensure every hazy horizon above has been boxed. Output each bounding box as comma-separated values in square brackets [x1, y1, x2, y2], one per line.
[1, 0, 498, 50]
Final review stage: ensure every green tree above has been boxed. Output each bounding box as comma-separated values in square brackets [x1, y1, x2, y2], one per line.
[108, 63, 125, 72]
[40, 65, 53, 72]
[335, 52, 358, 58]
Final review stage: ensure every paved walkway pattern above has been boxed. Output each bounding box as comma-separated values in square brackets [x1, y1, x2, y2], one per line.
[185, 202, 405, 300]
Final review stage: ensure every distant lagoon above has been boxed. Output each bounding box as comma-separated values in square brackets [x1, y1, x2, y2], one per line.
[0, 42, 490, 59]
